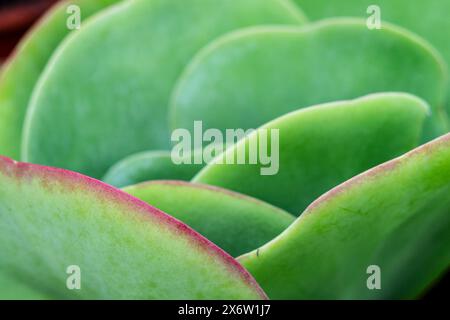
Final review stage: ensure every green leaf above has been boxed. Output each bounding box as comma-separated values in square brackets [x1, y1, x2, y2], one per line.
[0, 157, 266, 299]
[170, 19, 448, 142]
[194, 93, 429, 214]
[103, 151, 204, 188]
[293, 0, 450, 118]
[0, 273, 48, 300]
[22, 0, 306, 178]
[0, 0, 122, 159]
[238, 133, 450, 299]
[124, 180, 295, 257]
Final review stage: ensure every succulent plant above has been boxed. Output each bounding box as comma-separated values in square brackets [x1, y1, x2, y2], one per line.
[0, 0, 448, 300]
[20, 0, 306, 178]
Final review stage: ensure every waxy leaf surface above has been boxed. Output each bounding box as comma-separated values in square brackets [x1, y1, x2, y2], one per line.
[22, 0, 306, 178]
[124, 180, 295, 257]
[171, 20, 447, 142]
[0, 273, 48, 300]
[0, 0, 122, 159]
[0, 157, 266, 299]
[103, 151, 203, 188]
[294, 0, 450, 116]
[238, 133, 450, 299]
[194, 93, 429, 214]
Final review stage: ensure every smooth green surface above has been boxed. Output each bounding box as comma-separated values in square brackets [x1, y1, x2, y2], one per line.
[171, 19, 448, 142]
[293, 0, 450, 116]
[103, 151, 204, 188]
[0, 157, 266, 299]
[0, 0, 122, 159]
[238, 133, 450, 299]
[22, 0, 306, 178]
[124, 180, 295, 257]
[194, 93, 429, 215]
[0, 273, 48, 300]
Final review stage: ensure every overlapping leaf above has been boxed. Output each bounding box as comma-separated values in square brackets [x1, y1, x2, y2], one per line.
[194, 93, 429, 214]
[171, 19, 448, 142]
[238, 133, 450, 299]
[22, 0, 306, 178]
[294, 0, 450, 116]
[0, 0, 123, 159]
[124, 180, 295, 257]
[103, 151, 204, 188]
[0, 157, 266, 299]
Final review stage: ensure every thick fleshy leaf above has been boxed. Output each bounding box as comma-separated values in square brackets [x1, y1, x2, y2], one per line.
[194, 93, 429, 214]
[293, 0, 450, 116]
[22, 0, 306, 178]
[0, 157, 266, 299]
[103, 151, 204, 188]
[238, 133, 450, 299]
[124, 180, 295, 257]
[0, 0, 122, 159]
[171, 19, 448, 142]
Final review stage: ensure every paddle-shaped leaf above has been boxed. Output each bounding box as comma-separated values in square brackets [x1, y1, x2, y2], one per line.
[22, 0, 306, 178]
[293, 0, 450, 115]
[124, 180, 295, 257]
[171, 19, 448, 142]
[238, 133, 450, 299]
[0, 157, 266, 299]
[0, 0, 122, 159]
[103, 151, 204, 188]
[194, 93, 429, 214]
